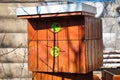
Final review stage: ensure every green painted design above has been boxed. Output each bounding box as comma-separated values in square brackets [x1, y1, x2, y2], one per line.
[50, 46, 60, 57]
[51, 23, 61, 33]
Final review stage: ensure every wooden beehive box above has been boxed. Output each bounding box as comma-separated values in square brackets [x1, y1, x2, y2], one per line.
[16, 3, 103, 73]
[102, 69, 120, 80]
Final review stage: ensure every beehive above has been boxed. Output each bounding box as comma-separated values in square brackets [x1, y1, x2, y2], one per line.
[16, 3, 103, 74]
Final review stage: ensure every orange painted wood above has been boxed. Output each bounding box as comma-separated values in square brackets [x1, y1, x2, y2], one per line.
[28, 41, 38, 71]
[113, 75, 120, 80]
[93, 74, 101, 80]
[28, 40, 102, 73]
[28, 19, 37, 41]
[32, 71, 93, 80]
[28, 15, 103, 73]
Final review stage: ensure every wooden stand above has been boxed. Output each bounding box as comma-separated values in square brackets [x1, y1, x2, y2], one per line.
[32, 71, 93, 80]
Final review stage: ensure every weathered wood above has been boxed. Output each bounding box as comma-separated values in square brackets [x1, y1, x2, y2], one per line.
[17, 12, 95, 19]
[28, 15, 103, 73]
[85, 16, 102, 39]
[102, 69, 120, 80]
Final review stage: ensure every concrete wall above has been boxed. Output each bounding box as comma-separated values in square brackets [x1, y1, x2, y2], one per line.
[0, 0, 120, 79]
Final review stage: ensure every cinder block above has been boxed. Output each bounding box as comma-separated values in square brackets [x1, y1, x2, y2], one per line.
[0, 19, 27, 33]
[0, 63, 32, 78]
[0, 48, 28, 63]
[0, 33, 27, 48]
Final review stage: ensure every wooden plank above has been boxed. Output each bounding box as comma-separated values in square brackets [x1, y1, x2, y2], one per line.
[68, 40, 78, 73]
[79, 40, 86, 73]
[79, 18, 85, 40]
[85, 16, 102, 39]
[85, 40, 89, 72]
[91, 40, 95, 70]
[28, 19, 37, 41]
[57, 41, 69, 72]
[67, 16, 85, 40]
[102, 69, 120, 80]
[113, 75, 120, 80]
[47, 16, 85, 41]
[94, 40, 97, 69]
[87, 40, 92, 72]
[28, 41, 38, 71]
[102, 70, 113, 80]
[38, 19, 48, 41]
[17, 12, 82, 19]
[55, 19, 68, 41]
[85, 16, 89, 39]
[38, 41, 48, 72]
[47, 41, 57, 72]
[100, 19, 102, 39]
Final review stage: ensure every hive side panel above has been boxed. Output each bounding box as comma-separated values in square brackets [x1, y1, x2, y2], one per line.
[85, 16, 102, 39]
[85, 16, 103, 73]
